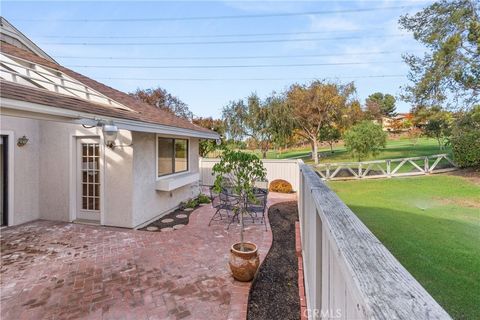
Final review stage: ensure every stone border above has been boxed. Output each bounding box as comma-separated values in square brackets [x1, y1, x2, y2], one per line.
[295, 221, 307, 320]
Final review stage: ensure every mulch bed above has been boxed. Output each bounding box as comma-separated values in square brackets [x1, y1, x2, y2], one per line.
[247, 201, 300, 320]
[139, 204, 207, 232]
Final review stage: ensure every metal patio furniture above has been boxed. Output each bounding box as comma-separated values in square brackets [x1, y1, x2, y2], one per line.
[208, 186, 239, 226]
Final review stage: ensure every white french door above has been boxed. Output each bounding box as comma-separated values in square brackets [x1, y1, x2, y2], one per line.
[76, 138, 102, 221]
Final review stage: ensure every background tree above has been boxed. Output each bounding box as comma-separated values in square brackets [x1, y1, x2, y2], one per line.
[422, 107, 453, 149]
[318, 125, 341, 153]
[399, 0, 480, 108]
[192, 117, 225, 157]
[130, 87, 194, 120]
[265, 93, 296, 153]
[343, 121, 387, 161]
[450, 106, 480, 167]
[222, 93, 273, 158]
[365, 92, 397, 117]
[286, 80, 358, 164]
[407, 127, 424, 147]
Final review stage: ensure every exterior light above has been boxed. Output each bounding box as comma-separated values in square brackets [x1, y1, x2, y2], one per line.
[17, 135, 28, 147]
[102, 121, 118, 149]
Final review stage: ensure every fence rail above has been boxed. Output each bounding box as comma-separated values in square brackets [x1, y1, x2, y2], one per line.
[298, 162, 451, 319]
[315, 154, 457, 180]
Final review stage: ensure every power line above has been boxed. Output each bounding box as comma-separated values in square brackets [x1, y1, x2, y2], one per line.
[95, 75, 407, 81]
[42, 34, 407, 46]
[54, 50, 411, 61]
[17, 6, 420, 22]
[34, 28, 387, 39]
[67, 61, 403, 69]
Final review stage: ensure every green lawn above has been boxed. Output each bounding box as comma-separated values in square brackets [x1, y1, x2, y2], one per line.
[301, 137, 451, 164]
[329, 175, 480, 320]
[235, 137, 450, 163]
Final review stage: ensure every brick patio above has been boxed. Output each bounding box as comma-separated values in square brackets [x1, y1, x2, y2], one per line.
[0, 193, 296, 320]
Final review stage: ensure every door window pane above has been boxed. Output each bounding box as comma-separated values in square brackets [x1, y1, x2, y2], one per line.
[158, 138, 174, 176]
[81, 142, 100, 211]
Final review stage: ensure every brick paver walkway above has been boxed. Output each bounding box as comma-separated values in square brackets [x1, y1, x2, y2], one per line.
[0, 193, 296, 320]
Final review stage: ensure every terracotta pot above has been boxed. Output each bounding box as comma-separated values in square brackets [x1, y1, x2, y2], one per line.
[229, 242, 260, 282]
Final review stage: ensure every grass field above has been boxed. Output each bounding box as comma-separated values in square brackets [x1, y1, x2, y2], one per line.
[234, 137, 450, 163]
[329, 174, 480, 320]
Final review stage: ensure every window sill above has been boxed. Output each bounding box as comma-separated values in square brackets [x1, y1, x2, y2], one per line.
[156, 172, 199, 191]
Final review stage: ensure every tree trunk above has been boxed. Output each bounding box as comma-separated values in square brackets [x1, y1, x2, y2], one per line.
[329, 142, 334, 153]
[312, 138, 319, 164]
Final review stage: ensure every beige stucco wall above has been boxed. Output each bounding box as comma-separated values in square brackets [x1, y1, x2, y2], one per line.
[1, 115, 134, 228]
[132, 132, 200, 228]
[1, 114, 200, 228]
[0, 116, 40, 225]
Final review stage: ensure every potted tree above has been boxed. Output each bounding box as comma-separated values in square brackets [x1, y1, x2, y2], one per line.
[212, 149, 267, 281]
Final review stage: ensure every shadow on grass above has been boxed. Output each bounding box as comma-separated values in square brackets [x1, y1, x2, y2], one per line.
[347, 204, 480, 320]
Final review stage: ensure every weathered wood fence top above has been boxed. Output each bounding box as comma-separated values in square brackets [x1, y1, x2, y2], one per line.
[298, 163, 452, 319]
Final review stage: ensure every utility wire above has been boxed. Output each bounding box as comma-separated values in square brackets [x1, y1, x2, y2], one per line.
[17, 6, 420, 22]
[34, 28, 387, 39]
[67, 61, 403, 69]
[42, 34, 407, 46]
[53, 50, 409, 61]
[95, 74, 407, 81]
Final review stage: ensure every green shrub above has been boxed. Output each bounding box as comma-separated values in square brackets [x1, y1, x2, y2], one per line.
[197, 193, 211, 204]
[450, 106, 480, 168]
[185, 199, 198, 208]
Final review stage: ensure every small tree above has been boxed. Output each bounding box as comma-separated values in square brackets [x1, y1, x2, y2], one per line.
[212, 149, 266, 251]
[423, 109, 452, 150]
[319, 125, 341, 153]
[407, 127, 423, 147]
[450, 106, 480, 167]
[344, 121, 387, 161]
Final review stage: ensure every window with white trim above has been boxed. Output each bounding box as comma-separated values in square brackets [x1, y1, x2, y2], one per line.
[157, 137, 189, 177]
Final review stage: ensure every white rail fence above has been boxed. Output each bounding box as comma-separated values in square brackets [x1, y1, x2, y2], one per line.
[316, 153, 457, 181]
[298, 162, 450, 319]
[199, 158, 301, 191]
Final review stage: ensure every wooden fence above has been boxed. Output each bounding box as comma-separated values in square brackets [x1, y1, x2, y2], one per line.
[316, 154, 457, 181]
[199, 158, 301, 191]
[298, 162, 451, 319]
[198, 158, 451, 319]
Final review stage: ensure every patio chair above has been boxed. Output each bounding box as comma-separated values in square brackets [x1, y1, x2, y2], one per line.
[246, 189, 268, 231]
[208, 186, 238, 226]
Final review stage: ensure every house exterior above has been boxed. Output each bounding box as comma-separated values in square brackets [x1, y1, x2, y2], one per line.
[0, 18, 219, 228]
[381, 113, 412, 132]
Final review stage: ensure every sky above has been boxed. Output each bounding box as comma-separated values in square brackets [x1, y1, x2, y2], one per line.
[2, 0, 433, 118]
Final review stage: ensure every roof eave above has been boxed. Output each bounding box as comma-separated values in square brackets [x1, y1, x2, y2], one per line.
[1, 97, 220, 140]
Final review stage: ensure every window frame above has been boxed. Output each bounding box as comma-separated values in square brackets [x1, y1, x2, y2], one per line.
[156, 135, 190, 179]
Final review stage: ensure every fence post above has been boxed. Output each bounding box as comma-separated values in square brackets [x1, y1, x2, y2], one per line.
[386, 160, 391, 178]
[424, 156, 429, 174]
[326, 164, 330, 180]
[358, 162, 362, 178]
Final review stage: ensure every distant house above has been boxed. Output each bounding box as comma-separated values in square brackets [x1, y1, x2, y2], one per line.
[381, 113, 412, 132]
[0, 17, 219, 228]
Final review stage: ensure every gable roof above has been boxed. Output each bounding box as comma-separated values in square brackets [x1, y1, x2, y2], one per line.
[0, 41, 216, 138]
